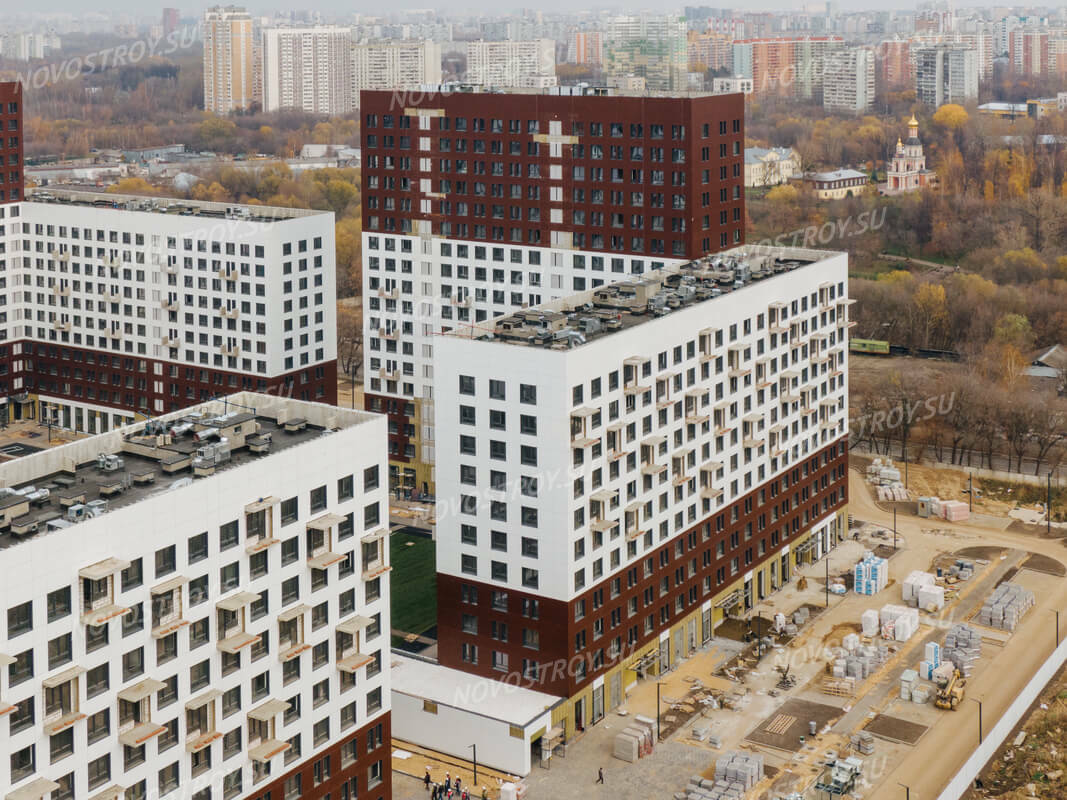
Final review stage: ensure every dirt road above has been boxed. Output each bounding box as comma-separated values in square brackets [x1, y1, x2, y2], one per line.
[849, 468, 1067, 800]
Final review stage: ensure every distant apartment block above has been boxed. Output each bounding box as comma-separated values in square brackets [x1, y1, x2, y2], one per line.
[465, 40, 557, 88]
[0, 394, 392, 800]
[0, 189, 337, 432]
[567, 31, 604, 66]
[604, 15, 689, 91]
[687, 30, 732, 72]
[876, 39, 912, 92]
[203, 6, 255, 114]
[0, 82, 23, 204]
[823, 47, 875, 114]
[351, 40, 443, 102]
[731, 36, 844, 99]
[261, 27, 353, 115]
[914, 44, 978, 107]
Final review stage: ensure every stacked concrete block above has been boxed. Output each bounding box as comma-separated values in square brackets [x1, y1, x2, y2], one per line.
[715, 752, 764, 790]
[943, 623, 981, 676]
[880, 604, 919, 641]
[978, 583, 1035, 631]
[902, 571, 936, 606]
[843, 632, 860, 652]
[854, 552, 890, 595]
[940, 500, 969, 522]
[931, 661, 956, 685]
[850, 731, 876, 754]
[900, 668, 918, 700]
[917, 584, 946, 612]
[614, 730, 640, 762]
[911, 683, 932, 704]
[793, 607, 810, 626]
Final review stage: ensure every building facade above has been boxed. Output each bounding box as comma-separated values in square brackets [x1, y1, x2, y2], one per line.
[0, 82, 23, 205]
[744, 147, 799, 187]
[464, 40, 556, 88]
[604, 15, 689, 91]
[914, 44, 978, 107]
[822, 47, 875, 114]
[203, 6, 255, 114]
[0, 190, 337, 432]
[731, 36, 844, 99]
[566, 31, 604, 66]
[359, 87, 746, 493]
[804, 169, 869, 200]
[0, 393, 392, 800]
[351, 40, 442, 104]
[432, 246, 850, 736]
[261, 27, 353, 115]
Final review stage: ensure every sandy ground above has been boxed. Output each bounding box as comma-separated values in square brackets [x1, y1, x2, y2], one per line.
[392, 463, 1067, 800]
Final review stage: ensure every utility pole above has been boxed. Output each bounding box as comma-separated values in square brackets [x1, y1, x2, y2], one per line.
[469, 744, 477, 786]
[899, 784, 910, 800]
[825, 551, 830, 608]
[656, 682, 664, 742]
[1048, 472, 1053, 535]
[968, 474, 973, 512]
[893, 507, 897, 550]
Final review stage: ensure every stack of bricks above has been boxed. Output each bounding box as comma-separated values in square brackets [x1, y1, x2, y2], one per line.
[674, 751, 765, 800]
[978, 583, 1034, 631]
[942, 623, 981, 676]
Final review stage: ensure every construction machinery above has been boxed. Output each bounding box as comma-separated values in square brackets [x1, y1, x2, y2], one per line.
[776, 664, 797, 690]
[934, 668, 966, 710]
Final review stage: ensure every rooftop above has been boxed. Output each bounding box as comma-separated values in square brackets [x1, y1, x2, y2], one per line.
[390, 654, 564, 727]
[0, 393, 375, 552]
[808, 169, 868, 182]
[25, 188, 329, 223]
[395, 83, 740, 100]
[469, 245, 840, 350]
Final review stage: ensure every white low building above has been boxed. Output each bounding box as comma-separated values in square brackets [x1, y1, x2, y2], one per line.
[390, 654, 563, 777]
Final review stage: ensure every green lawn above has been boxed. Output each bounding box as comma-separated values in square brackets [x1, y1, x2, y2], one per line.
[389, 529, 437, 638]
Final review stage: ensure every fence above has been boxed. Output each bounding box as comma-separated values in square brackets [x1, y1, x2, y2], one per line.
[936, 635, 1067, 800]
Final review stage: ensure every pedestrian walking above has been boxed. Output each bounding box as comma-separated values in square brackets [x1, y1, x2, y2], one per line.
[596, 767, 605, 784]
[481, 787, 489, 800]
[455, 777, 462, 792]
[425, 770, 432, 791]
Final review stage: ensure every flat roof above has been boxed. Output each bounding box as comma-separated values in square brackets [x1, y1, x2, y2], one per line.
[0, 393, 376, 553]
[370, 84, 738, 101]
[469, 245, 842, 351]
[390, 655, 564, 728]
[25, 188, 329, 224]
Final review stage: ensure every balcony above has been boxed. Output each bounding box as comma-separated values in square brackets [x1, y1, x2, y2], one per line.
[161, 336, 180, 349]
[278, 604, 311, 662]
[185, 689, 223, 753]
[451, 294, 471, 308]
[684, 392, 708, 424]
[378, 327, 399, 340]
[218, 630, 260, 654]
[163, 262, 178, 274]
[6, 778, 61, 800]
[79, 557, 131, 626]
[698, 327, 719, 363]
[161, 298, 179, 312]
[222, 307, 240, 319]
[119, 720, 167, 747]
[150, 576, 188, 638]
[570, 407, 597, 448]
[247, 699, 291, 762]
[52, 320, 71, 333]
[378, 366, 398, 381]
[222, 344, 240, 358]
[217, 268, 238, 282]
[377, 286, 398, 300]
[53, 284, 70, 297]
[336, 615, 373, 672]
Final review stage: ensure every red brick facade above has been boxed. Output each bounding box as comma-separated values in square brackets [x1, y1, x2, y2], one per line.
[0, 82, 24, 204]
[437, 439, 848, 698]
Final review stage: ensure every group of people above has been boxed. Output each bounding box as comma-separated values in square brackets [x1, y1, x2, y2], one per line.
[424, 769, 489, 800]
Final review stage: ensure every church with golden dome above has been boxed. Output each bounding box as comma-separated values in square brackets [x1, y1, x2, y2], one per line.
[881, 115, 937, 195]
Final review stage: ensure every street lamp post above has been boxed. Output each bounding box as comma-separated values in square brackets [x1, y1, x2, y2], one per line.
[899, 783, 910, 800]
[971, 697, 983, 744]
[469, 744, 477, 786]
[1055, 609, 1061, 648]
[825, 551, 830, 608]
[969, 474, 973, 512]
[1048, 472, 1053, 536]
[656, 682, 665, 742]
[893, 507, 897, 551]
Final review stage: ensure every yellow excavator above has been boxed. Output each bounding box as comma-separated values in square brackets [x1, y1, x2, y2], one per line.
[935, 669, 966, 710]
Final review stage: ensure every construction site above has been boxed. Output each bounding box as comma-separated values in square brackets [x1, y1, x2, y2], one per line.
[388, 463, 1067, 800]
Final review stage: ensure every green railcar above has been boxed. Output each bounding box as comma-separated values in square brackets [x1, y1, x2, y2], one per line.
[849, 338, 890, 355]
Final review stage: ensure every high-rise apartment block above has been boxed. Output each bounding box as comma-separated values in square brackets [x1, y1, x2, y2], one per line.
[203, 6, 255, 114]
[731, 36, 844, 98]
[359, 87, 746, 492]
[876, 39, 912, 92]
[823, 47, 875, 113]
[464, 40, 557, 88]
[162, 8, 181, 38]
[567, 31, 604, 66]
[261, 27, 353, 115]
[604, 15, 689, 91]
[433, 246, 850, 733]
[351, 41, 443, 104]
[0, 393, 392, 800]
[0, 82, 23, 205]
[0, 189, 337, 431]
[687, 31, 733, 73]
[914, 44, 978, 107]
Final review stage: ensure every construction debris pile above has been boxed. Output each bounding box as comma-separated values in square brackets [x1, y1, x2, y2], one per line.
[902, 570, 945, 611]
[854, 552, 889, 595]
[917, 496, 969, 522]
[867, 458, 908, 501]
[978, 583, 1034, 631]
[941, 623, 982, 677]
[613, 715, 656, 763]
[880, 604, 920, 641]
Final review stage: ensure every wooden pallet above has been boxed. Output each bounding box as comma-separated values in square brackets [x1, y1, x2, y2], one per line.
[822, 677, 856, 697]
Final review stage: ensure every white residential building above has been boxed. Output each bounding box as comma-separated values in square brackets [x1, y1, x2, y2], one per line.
[0, 191, 338, 433]
[261, 26, 353, 115]
[915, 44, 978, 107]
[464, 40, 556, 88]
[351, 40, 442, 101]
[0, 393, 392, 800]
[823, 47, 876, 113]
[431, 245, 850, 736]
